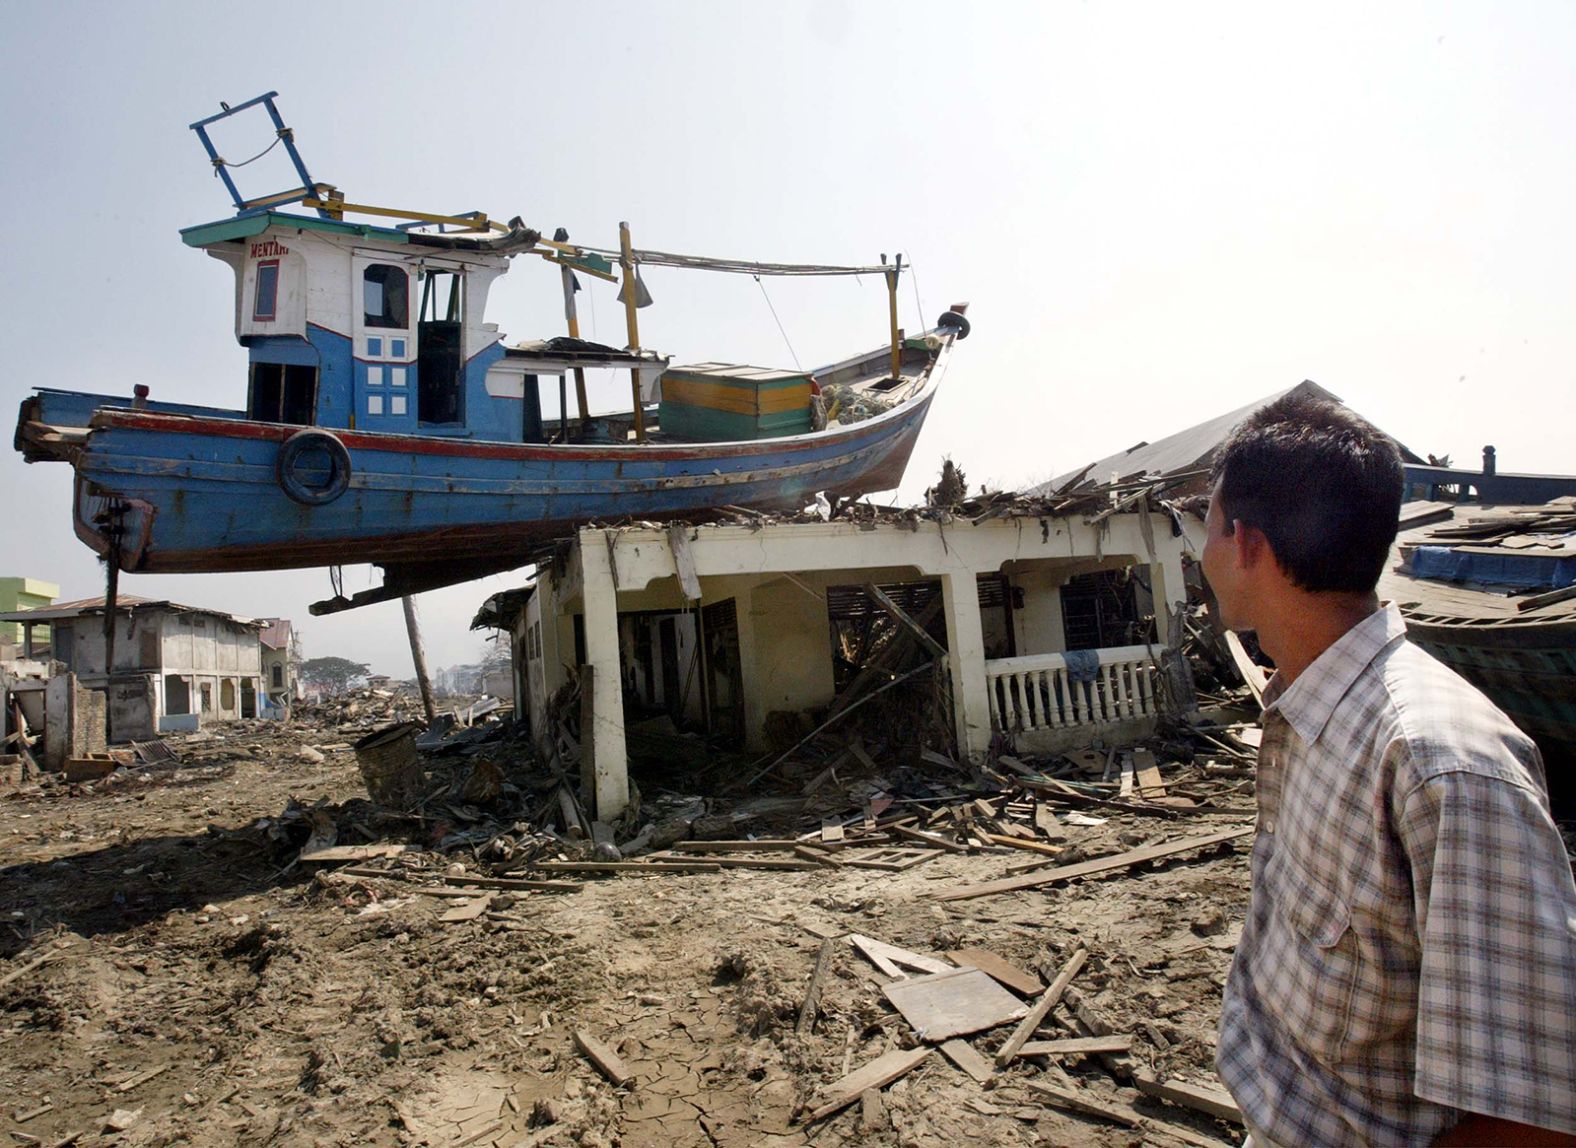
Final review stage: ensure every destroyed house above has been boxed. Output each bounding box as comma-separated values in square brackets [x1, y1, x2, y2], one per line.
[479, 496, 1197, 820]
[0, 596, 268, 739]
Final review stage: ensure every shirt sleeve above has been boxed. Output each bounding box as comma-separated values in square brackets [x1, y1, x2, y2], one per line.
[1397, 768, 1576, 1134]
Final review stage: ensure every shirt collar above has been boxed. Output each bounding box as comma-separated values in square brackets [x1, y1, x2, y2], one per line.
[1261, 602, 1407, 745]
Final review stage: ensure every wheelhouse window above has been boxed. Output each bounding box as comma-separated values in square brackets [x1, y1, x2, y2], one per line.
[253, 260, 280, 321]
[364, 264, 409, 329]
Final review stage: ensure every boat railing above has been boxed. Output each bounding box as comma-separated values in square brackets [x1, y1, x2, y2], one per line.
[985, 645, 1161, 734]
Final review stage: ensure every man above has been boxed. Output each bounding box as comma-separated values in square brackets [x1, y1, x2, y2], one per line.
[1203, 393, 1576, 1145]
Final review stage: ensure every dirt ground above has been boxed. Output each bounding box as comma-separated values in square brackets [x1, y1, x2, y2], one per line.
[1, 721, 1267, 1147]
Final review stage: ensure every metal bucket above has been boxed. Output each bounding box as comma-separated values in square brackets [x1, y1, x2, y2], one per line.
[353, 723, 422, 808]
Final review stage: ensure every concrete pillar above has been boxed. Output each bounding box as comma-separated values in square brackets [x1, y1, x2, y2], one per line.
[579, 531, 629, 820]
[1149, 551, 1187, 643]
[940, 572, 992, 760]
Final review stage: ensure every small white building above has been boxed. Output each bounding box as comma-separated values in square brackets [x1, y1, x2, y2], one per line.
[0, 595, 267, 740]
[483, 501, 1197, 820]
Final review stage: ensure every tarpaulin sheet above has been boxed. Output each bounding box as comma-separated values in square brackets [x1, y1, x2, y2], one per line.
[1410, 546, 1576, 591]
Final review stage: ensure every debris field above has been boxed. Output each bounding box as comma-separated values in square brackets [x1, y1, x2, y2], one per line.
[0, 683, 1292, 1148]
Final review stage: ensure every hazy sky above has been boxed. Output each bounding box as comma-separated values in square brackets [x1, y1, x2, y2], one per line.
[3, 2, 1573, 675]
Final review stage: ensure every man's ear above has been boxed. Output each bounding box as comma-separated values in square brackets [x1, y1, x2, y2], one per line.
[1232, 520, 1272, 570]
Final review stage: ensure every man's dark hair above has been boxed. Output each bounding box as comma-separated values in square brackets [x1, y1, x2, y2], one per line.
[1210, 391, 1403, 594]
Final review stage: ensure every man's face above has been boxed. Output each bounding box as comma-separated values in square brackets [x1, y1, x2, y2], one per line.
[1202, 481, 1248, 632]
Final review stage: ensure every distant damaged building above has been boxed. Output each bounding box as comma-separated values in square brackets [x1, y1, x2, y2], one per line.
[0, 595, 268, 745]
[478, 492, 1200, 819]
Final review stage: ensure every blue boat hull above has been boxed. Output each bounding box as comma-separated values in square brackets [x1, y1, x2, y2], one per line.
[25, 360, 943, 578]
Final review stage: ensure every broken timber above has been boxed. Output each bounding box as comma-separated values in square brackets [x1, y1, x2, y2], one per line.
[801, 1046, 932, 1123]
[797, 938, 836, 1036]
[932, 827, 1253, 902]
[1131, 1070, 1245, 1126]
[995, 946, 1087, 1065]
[1022, 1080, 1140, 1128]
[883, 967, 1027, 1042]
[946, 948, 1042, 996]
[574, 1030, 634, 1088]
[1018, 1034, 1133, 1057]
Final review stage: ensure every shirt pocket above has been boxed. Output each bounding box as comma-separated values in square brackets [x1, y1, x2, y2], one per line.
[1269, 875, 1360, 1065]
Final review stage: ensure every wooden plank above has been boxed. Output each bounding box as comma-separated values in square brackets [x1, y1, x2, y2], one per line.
[1133, 748, 1166, 799]
[0, 949, 63, 990]
[1224, 631, 1266, 706]
[1018, 1034, 1133, 1057]
[409, 885, 501, 900]
[981, 833, 1063, 857]
[1064, 986, 1138, 1078]
[1034, 801, 1068, 841]
[945, 948, 1043, 996]
[847, 741, 879, 772]
[849, 936, 904, 978]
[883, 967, 1027, 1042]
[529, 860, 722, 873]
[802, 1047, 932, 1122]
[1517, 582, 1576, 612]
[889, 823, 968, 853]
[667, 522, 703, 601]
[574, 1030, 634, 1088]
[298, 843, 412, 863]
[938, 1038, 993, 1083]
[558, 784, 587, 840]
[1022, 1080, 1140, 1128]
[670, 856, 819, 871]
[439, 874, 584, 893]
[933, 828, 1254, 902]
[797, 938, 835, 1036]
[843, 847, 939, 871]
[672, 839, 802, 852]
[847, 934, 954, 977]
[1131, 1070, 1244, 1126]
[794, 845, 843, 867]
[994, 947, 1087, 1066]
[821, 821, 845, 844]
[439, 894, 495, 923]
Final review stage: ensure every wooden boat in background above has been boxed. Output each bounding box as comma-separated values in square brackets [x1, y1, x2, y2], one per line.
[1382, 499, 1576, 781]
[13, 94, 968, 612]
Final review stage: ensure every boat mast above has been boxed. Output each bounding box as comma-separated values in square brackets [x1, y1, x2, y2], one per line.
[555, 229, 592, 436]
[883, 253, 903, 380]
[618, 222, 647, 443]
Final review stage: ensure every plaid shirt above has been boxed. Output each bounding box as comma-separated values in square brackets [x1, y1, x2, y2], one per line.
[1217, 604, 1576, 1144]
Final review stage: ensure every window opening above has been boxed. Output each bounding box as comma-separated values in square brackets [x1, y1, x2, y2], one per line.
[1059, 568, 1147, 649]
[364, 264, 409, 329]
[253, 260, 279, 320]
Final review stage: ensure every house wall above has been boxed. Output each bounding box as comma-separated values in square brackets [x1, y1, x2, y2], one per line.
[1006, 564, 1069, 654]
[742, 575, 835, 735]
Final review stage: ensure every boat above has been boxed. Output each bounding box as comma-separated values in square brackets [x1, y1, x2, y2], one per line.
[1381, 498, 1576, 782]
[14, 93, 968, 613]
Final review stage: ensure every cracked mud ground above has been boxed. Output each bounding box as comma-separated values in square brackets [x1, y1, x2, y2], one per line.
[1, 739, 1253, 1147]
